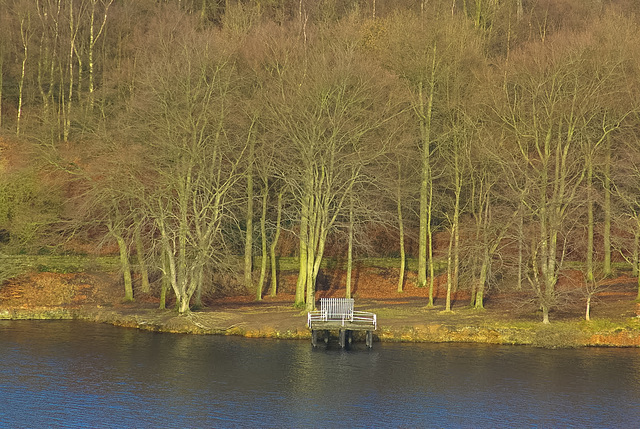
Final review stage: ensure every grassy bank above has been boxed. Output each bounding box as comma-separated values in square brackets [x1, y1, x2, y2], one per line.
[2, 305, 640, 348]
[1, 255, 639, 348]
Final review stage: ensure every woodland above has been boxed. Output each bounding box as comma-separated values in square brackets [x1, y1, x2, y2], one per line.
[1, 0, 640, 323]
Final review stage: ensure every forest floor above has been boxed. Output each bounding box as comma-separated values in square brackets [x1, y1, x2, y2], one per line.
[1, 267, 640, 348]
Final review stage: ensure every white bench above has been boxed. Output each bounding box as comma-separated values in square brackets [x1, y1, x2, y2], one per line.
[321, 298, 354, 323]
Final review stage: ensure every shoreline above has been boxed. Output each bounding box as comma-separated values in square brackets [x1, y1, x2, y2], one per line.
[2, 306, 640, 349]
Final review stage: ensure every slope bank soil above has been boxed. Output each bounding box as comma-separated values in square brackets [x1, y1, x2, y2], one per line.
[1, 269, 640, 348]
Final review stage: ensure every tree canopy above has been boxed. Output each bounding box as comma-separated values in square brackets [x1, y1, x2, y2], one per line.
[1, 0, 640, 320]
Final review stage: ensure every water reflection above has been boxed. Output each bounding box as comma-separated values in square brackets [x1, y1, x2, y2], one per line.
[0, 321, 639, 428]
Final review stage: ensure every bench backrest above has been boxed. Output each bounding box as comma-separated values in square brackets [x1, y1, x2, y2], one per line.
[320, 298, 354, 321]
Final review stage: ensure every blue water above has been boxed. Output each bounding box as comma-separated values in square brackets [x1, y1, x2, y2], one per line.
[0, 320, 639, 428]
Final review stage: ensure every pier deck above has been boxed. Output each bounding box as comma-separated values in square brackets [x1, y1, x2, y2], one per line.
[307, 298, 377, 348]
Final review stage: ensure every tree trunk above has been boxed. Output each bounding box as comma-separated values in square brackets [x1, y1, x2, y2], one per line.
[304, 192, 320, 312]
[474, 196, 491, 310]
[134, 221, 150, 294]
[37, 0, 60, 128]
[193, 264, 203, 309]
[419, 54, 438, 308]
[0, 47, 3, 129]
[469, 197, 482, 307]
[427, 175, 435, 306]
[417, 66, 435, 297]
[37, 35, 50, 120]
[634, 217, 640, 301]
[397, 181, 405, 293]
[159, 277, 168, 309]
[178, 294, 190, 314]
[89, 1, 96, 110]
[88, 0, 112, 112]
[256, 182, 268, 301]
[159, 249, 169, 310]
[113, 230, 133, 302]
[542, 303, 550, 324]
[586, 159, 594, 282]
[75, 45, 83, 98]
[158, 246, 171, 310]
[64, 1, 77, 142]
[159, 212, 194, 315]
[603, 137, 612, 276]
[446, 146, 462, 312]
[633, 224, 639, 278]
[17, 16, 29, 137]
[540, 132, 568, 323]
[453, 182, 460, 299]
[304, 240, 315, 311]
[474, 254, 489, 309]
[244, 144, 254, 293]
[303, 182, 331, 313]
[517, 197, 524, 290]
[585, 294, 592, 321]
[445, 223, 454, 312]
[295, 180, 312, 307]
[345, 192, 354, 299]
[306, 231, 327, 312]
[269, 191, 283, 297]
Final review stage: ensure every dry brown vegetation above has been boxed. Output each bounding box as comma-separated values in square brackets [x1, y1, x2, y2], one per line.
[2, 267, 637, 324]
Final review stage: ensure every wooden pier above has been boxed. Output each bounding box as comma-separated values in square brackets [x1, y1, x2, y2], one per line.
[307, 298, 377, 348]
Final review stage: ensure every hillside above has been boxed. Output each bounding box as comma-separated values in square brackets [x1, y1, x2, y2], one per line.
[2, 1, 640, 331]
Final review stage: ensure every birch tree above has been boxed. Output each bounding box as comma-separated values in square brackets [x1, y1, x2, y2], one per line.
[16, 4, 33, 137]
[35, 0, 63, 129]
[87, 0, 113, 111]
[63, 0, 87, 142]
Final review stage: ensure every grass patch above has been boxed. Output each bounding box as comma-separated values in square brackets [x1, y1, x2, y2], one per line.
[579, 318, 640, 333]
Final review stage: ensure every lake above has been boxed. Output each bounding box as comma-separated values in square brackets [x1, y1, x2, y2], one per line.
[1, 320, 639, 428]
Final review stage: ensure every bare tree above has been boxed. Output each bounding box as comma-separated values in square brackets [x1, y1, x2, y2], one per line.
[495, 32, 616, 323]
[16, 2, 34, 137]
[380, 9, 477, 307]
[265, 25, 400, 310]
[62, 0, 88, 142]
[133, 10, 245, 314]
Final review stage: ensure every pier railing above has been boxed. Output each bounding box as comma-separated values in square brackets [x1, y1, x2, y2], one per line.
[307, 298, 377, 330]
